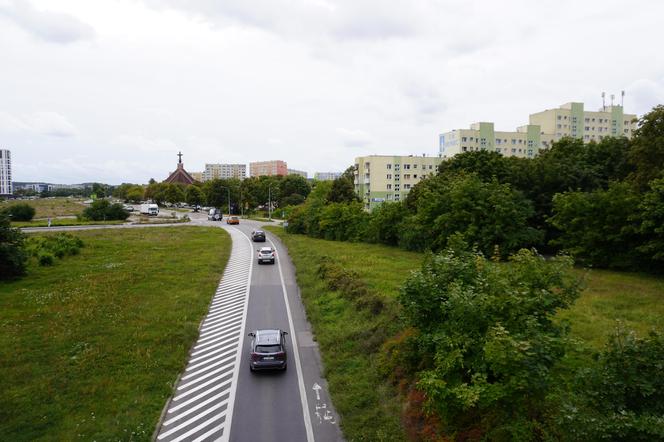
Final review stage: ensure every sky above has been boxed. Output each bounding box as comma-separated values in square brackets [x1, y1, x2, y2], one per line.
[1, 0, 663, 185]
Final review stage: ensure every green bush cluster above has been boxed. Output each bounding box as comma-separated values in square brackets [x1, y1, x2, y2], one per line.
[81, 199, 129, 221]
[0, 213, 28, 279]
[2, 203, 36, 221]
[26, 233, 84, 266]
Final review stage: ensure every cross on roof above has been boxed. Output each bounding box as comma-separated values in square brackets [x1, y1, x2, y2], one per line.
[177, 151, 183, 164]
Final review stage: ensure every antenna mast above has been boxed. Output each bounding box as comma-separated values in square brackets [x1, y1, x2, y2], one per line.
[601, 92, 606, 111]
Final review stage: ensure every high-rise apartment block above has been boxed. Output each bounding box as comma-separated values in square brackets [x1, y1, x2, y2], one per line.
[202, 163, 247, 181]
[439, 102, 637, 159]
[354, 155, 443, 211]
[314, 172, 342, 181]
[287, 169, 308, 178]
[0, 149, 12, 196]
[250, 160, 287, 177]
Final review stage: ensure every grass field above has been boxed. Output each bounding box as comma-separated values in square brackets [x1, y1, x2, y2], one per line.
[267, 228, 664, 441]
[12, 219, 126, 228]
[0, 226, 231, 441]
[2, 197, 87, 218]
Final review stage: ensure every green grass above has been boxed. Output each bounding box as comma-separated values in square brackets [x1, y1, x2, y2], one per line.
[12, 219, 126, 228]
[268, 228, 423, 441]
[0, 226, 231, 441]
[2, 197, 86, 218]
[266, 229, 664, 441]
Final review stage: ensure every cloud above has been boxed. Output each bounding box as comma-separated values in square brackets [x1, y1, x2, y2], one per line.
[626, 77, 664, 116]
[0, 111, 77, 137]
[337, 127, 373, 148]
[0, 0, 94, 44]
[112, 134, 178, 153]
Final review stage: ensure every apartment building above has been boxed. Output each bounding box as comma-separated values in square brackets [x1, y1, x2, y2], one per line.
[0, 149, 12, 196]
[287, 169, 308, 178]
[354, 155, 443, 211]
[314, 172, 342, 181]
[439, 101, 637, 159]
[529, 102, 637, 144]
[202, 163, 246, 181]
[440, 122, 547, 159]
[250, 160, 288, 177]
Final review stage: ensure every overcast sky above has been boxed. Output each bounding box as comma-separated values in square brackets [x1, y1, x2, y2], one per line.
[1, 0, 663, 184]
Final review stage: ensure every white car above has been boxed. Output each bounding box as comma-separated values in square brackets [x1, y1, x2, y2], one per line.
[257, 247, 276, 264]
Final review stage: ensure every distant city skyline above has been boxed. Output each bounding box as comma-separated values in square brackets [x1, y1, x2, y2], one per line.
[1, 0, 663, 184]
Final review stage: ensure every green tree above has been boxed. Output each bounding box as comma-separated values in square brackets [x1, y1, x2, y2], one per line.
[82, 200, 129, 221]
[126, 186, 144, 203]
[548, 182, 641, 269]
[366, 202, 407, 246]
[398, 244, 580, 439]
[279, 175, 311, 207]
[327, 175, 358, 203]
[628, 105, 664, 191]
[318, 202, 369, 241]
[636, 177, 664, 266]
[185, 185, 204, 207]
[3, 203, 36, 222]
[163, 183, 186, 205]
[0, 213, 28, 279]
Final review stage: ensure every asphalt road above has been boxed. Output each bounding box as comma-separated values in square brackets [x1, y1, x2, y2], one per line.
[229, 221, 343, 442]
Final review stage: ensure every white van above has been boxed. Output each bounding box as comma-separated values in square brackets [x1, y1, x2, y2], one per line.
[140, 203, 159, 216]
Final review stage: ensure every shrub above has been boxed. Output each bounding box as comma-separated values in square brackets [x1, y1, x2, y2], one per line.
[3, 203, 36, 221]
[38, 253, 55, 266]
[0, 213, 28, 279]
[398, 241, 581, 438]
[82, 199, 129, 221]
[27, 233, 84, 266]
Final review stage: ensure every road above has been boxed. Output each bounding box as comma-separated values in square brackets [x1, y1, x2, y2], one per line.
[24, 213, 344, 441]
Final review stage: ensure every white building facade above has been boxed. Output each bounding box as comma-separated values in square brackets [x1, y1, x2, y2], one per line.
[0, 149, 12, 196]
[202, 163, 247, 181]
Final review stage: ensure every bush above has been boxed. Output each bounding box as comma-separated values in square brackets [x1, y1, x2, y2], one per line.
[558, 327, 664, 440]
[38, 252, 55, 266]
[27, 233, 84, 266]
[82, 199, 129, 221]
[0, 213, 28, 279]
[397, 240, 581, 438]
[3, 203, 36, 221]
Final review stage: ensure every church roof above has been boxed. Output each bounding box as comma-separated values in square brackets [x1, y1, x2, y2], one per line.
[164, 151, 196, 185]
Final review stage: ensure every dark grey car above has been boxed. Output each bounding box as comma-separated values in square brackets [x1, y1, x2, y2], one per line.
[248, 329, 288, 371]
[251, 230, 266, 242]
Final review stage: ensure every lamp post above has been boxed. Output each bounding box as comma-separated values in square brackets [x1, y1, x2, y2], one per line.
[268, 184, 272, 221]
[220, 186, 231, 216]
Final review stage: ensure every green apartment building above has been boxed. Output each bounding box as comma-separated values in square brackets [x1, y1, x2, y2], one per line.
[354, 155, 443, 211]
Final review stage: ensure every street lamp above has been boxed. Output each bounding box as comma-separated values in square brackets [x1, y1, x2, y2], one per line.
[268, 184, 272, 221]
[220, 186, 231, 216]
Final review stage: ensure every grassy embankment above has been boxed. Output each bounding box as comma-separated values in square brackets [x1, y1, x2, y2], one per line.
[0, 226, 231, 441]
[267, 227, 664, 441]
[12, 219, 126, 228]
[2, 197, 86, 218]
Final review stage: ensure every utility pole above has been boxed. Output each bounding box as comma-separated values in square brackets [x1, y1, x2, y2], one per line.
[268, 184, 272, 220]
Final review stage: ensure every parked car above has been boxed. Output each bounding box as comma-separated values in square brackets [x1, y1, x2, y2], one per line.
[192, 205, 201, 212]
[251, 230, 266, 242]
[227, 216, 240, 225]
[257, 246, 276, 264]
[122, 204, 134, 212]
[248, 329, 288, 371]
[208, 208, 222, 221]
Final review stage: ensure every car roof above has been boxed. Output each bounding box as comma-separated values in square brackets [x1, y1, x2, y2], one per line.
[259, 246, 273, 251]
[255, 329, 282, 344]
[254, 230, 264, 233]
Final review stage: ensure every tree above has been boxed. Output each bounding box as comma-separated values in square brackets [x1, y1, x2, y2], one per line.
[279, 175, 311, 207]
[185, 185, 204, 207]
[398, 244, 580, 439]
[2, 203, 36, 222]
[628, 105, 664, 191]
[327, 176, 358, 203]
[126, 186, 144, 203]
[318, 202, 369, 241]
[0, 213, 28, 279]
[636, 177, 664, 267]
[163, 183, 185, 205]
[548, 182, 641, 269]
[366, 202, 407, 246]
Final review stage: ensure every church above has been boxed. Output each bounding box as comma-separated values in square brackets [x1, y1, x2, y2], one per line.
[164, 151, 196, 185]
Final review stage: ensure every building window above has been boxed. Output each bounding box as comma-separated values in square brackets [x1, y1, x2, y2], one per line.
[404, 164, 411, 169]
[413, 164, 418, 169]
[404, 184, 411, 189]
[462, 137, 467, 142]
[557, 115, 562, 120]
[386, 164, 392, 169]
[386, 174, 392, 179]
[413, 174, 417, 179]
[462, 147, 468, 152]
[404, 174, 410, 179]
[387, 184, 392, 190]
[496, 139, 501, 144]
[511, 139, 516, 144]
[512, 148, 516, 153]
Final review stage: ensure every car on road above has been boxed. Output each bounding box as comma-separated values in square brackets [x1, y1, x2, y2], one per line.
[257, 246, 276, 264]
[208, 208, 222, 221]
[122, 204, 134, 212]
[227, 216, 240, 225]
[251, 230, 266, 242]
[248, 329, 288, 371]
[192, 205, 201, 212]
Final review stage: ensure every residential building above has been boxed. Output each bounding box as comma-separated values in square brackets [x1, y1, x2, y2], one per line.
[190, 171, 203, 182]
[250, 160, 288, 177]
[529, 102, 637, 144]
[13, 182, 51, 193]
[287, 168, 308, 178]
[202, 163, 247, 181]
[354, 155, 443, 211]
[314, 172, 342, 181]
[0, 149, 11, 196]
[439, 101, 637, 159]
[440, 122, 548, 159]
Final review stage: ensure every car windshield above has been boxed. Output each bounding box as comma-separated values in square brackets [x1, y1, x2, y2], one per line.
[255, 231, 264, 235]
[256, 344, 281, 353]
[260, 249, 272, 254]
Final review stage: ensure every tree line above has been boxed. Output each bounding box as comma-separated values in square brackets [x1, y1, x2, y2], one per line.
[288, 105, 664, 273]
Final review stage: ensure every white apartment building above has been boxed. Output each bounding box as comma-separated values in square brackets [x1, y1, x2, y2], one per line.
[287, 169, 308, 178]
[354, 155, 443, 211]
[202, 163, 247, 181]
[439, 101, 637, 159]
[0, 149, 12, 196]
[314, 172, 342, 181]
